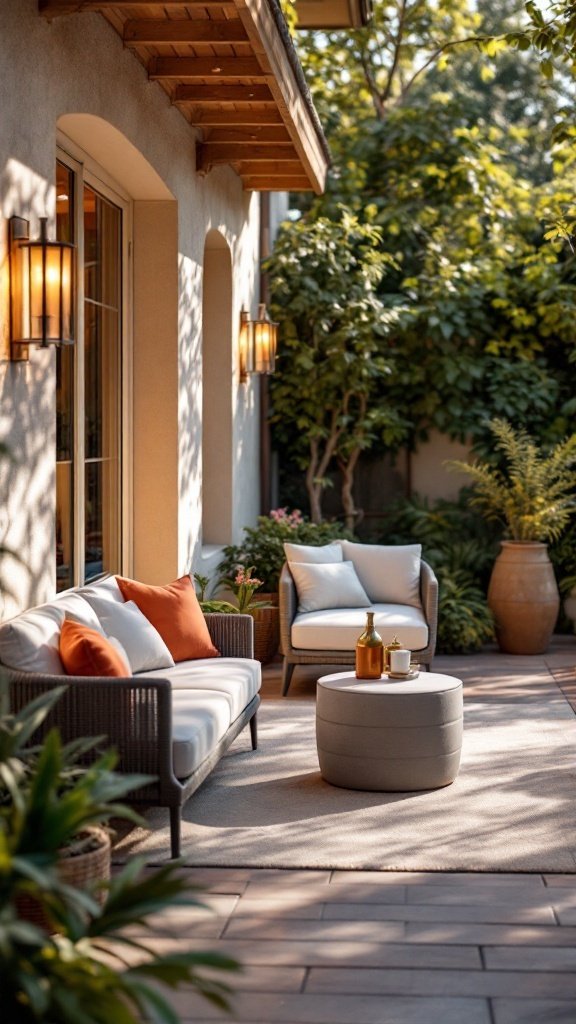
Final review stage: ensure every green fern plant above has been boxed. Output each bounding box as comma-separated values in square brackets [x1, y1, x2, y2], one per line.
[447, 419, 576, 543]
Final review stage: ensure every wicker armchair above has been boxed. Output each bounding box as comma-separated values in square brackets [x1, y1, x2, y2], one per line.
[6, 614, 258, 859]
[279, 560, 438, 696]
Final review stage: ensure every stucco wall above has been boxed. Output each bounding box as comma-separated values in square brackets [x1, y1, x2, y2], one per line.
[0, 0, 261, 616]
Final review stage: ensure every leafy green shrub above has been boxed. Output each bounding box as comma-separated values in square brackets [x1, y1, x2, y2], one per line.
[435, 568, 495, 655]
[378, 491, 500, 654]
[217, 508, 352, 593]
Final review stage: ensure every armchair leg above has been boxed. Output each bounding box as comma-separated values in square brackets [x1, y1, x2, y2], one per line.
[169, 806, 181, 859]
[282, 659, 296, 696]
[250, 711, 258, 750]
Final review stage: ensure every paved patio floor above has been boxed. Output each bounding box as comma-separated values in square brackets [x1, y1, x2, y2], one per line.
[138, 639, 576, 1024]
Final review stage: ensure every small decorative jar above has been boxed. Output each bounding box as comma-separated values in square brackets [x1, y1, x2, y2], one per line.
[355, 611, 384, 679]
[383, 635, 403, 673]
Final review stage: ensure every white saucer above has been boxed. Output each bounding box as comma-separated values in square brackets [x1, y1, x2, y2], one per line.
[386, 668, 420, 680]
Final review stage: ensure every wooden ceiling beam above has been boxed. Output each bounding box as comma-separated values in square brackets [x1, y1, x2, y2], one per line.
[173, 84, 275, 104]
[235, 159, 304, 175]
[204, 126, 291, 143]
[197, 142, 299, 172]
[40, 0, 234, 14]
[149, 56, 265, 80]
[123, 19, 249, 45]
[242, 177, 312, 191]
[187, 109, 283, 125]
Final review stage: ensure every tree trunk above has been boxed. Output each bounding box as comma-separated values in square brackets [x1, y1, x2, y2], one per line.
[338, 447, 362, 531]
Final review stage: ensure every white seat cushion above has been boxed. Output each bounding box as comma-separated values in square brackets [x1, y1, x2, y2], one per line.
[291, 604, 429, 652]
[171, 689, 233, 778]
[137, 657, 261, 722]
[0, 593, 103, 675]
[341, 541, 422, 607]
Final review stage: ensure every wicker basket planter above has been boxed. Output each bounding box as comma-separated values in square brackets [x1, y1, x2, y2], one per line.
[252, 593, 280, 664]
[16, 826, 111, 931]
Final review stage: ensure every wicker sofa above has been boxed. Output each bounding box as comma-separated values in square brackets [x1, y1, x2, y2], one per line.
[279, 542, 438, 696]
[0, 578, 260, 858]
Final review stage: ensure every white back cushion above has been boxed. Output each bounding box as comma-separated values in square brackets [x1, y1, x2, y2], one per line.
[284, 541, 343, 564]
[340, 541, 422, 607]
[289, 560, 370, 613]
[0, 593, 102, 674]
[79, 594, 175, 673]
[77, 576, 124, 603]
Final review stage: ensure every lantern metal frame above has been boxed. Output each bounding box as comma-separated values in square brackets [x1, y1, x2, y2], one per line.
[239, 302, 278, 382]
[8, 215, 75, 361]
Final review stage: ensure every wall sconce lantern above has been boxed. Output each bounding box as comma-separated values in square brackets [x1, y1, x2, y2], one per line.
[239, 303, 278, 382]
[9, 216, 75, 361]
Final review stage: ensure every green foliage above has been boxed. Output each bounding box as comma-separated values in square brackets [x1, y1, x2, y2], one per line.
[447, 418, 576, 542]
[266, 208, 409, 521]
[379, 491, 499, 653]
[0, 681, 240, 1022]
[435, 568, 496, 655]
[216, 508, 352, 593]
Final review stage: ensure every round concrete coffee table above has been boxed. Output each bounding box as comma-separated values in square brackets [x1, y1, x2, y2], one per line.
[316, 671, 463, 791]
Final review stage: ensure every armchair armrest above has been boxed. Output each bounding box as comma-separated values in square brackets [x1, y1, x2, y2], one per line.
[279, 562, 297, 655]
[204, 613, 254, 659]
[420, 559, 438, 658]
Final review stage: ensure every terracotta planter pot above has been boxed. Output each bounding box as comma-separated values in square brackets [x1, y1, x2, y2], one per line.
[251, 593, 280, 664]
[488, 541, 560, 655]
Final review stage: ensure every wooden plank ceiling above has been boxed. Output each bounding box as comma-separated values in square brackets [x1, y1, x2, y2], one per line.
[39, 0, 329, 193]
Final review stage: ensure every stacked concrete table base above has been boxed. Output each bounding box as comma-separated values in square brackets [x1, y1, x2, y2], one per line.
[316, 671, 463, 791]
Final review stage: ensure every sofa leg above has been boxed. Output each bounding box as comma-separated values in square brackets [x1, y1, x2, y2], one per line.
[250, 711, 258, 750]
[282, 660, 295, 696]
[170, 806, 181, 859]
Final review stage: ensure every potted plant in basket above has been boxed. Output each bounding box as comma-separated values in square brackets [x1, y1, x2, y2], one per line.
[0, 679, 240, 1021]
[447, 418, 576, 654]
[194, 567, 278, 664]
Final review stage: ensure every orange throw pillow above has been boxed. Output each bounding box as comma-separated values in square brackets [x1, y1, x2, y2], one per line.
[115, 575, 220, 662]
[59, 619, 130, 677]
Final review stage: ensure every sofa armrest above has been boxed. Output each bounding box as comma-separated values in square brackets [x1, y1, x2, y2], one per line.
[279, 562, 297, 655]
[204, 613, 254, 659]
[420, 559, 439, 655]
[6, 671, 174, 794]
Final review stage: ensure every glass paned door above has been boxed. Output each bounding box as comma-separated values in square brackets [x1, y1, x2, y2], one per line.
[83, 184, 122, 582]
[55, 158, 124, 589]
[56, 162, 75, 592]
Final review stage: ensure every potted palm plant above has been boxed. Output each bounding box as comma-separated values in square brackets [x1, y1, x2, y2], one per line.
[447, 419, 576, 654]
[0, 680, 240, 1021]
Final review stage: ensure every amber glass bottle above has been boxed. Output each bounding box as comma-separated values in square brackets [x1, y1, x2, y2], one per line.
[355, 612, 384, 679]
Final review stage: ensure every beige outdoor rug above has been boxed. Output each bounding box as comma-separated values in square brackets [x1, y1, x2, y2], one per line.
[114, 693, 576, 872]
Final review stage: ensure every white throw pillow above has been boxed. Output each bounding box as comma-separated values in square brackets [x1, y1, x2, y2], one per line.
[80, 593, 175, 673]
[341, 541, 422, 607]
[284, 541, 343, 564]
[289, 560, 370, 613]
[77, 576, 124, 603]
[0, 593, 103, 675]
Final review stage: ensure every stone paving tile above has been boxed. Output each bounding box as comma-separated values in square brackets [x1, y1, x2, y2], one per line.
[329, 871, 548, 887]
[223, 919, 411, 944]
[492, 999, 576, 1024]
[167, 990, 493, 1023]
[403, 885, 555, 907]
[322, 901, 555, 924]
[543, 874, 576, 888]
[305, 966, 576, 998]
[484, 945, 576, 972]
[241, 882, 408, 904]
[405, 922, 576, 945]
[232, 898, 325, 919]
[142, 935, 481, 969]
